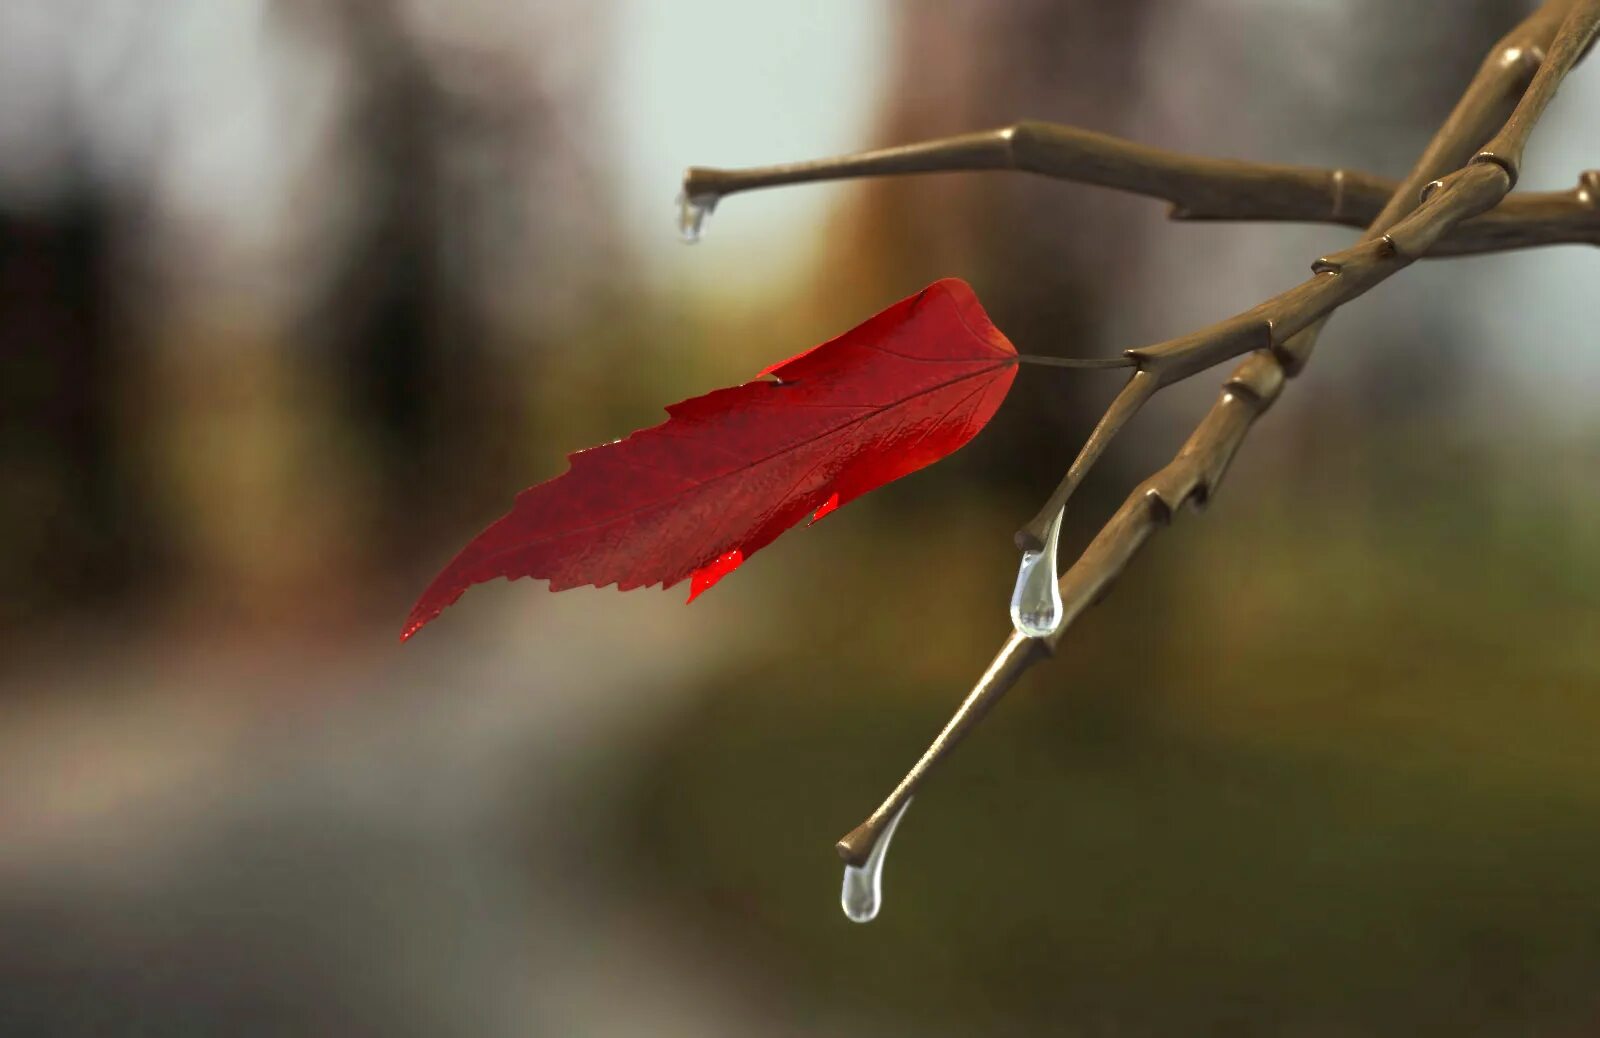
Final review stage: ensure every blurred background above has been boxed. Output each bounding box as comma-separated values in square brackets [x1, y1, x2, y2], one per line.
[2, 0, 1598, 1033]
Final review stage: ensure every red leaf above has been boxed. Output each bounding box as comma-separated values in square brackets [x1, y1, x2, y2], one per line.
[402, 277, 1017, 641]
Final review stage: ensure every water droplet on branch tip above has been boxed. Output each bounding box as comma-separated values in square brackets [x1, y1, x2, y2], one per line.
[840, 798, 912, 924]
[676, 191, 719, 243]
[1010, 507, 1064, 638]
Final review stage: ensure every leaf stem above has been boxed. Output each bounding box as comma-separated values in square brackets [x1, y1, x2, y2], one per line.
[1014, 353, 1135, 370]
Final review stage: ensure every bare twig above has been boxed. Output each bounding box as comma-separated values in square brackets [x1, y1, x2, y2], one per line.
[831, 0, 1597, 867]
[1005, 159, 1511, 546]
[1475, 0, 1600, 182]
[1016, 0, 1596, 552]
[1432, 170, 1597, 255]
[684, 131, 1599, 263]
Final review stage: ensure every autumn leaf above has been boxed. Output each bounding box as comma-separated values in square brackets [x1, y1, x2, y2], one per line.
[402, 277, 1018, 641]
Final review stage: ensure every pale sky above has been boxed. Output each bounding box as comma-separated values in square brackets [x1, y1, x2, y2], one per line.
[601, 0, 893, 295]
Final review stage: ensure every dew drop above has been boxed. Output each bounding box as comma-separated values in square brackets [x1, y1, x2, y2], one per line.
[1010, 507, 1064, 638]
[840, 797, 911, 924]
[676, 191, 719, 243]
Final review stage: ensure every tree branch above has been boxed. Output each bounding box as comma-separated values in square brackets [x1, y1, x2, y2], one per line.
[1014, 0, 1593, 545]
[1017, 161, 1515, 546]
[834, 0, 1597, 868]
[684, 130, 1599, 263]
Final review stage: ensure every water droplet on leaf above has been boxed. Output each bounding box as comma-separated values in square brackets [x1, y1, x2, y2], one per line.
[1010, 507, 1064, 638]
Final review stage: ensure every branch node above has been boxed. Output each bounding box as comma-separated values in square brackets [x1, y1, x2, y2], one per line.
[1497, 42, 1546, 76]
[1578, 169, 1600, 207]
[1470, 150, 1522, 189]
[1225, 351, 1286, 404]
[1143, 488, 1174, 527]
[1328, 168, 1349, 220]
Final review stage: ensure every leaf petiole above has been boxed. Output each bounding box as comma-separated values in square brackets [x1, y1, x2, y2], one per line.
[1014, 353, 1135, 370]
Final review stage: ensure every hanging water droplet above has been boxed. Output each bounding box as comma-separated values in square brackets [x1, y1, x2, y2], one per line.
[676, 191, 719, 243]
[1010, 507, 1064, 638]
[840, 797, 911, 924]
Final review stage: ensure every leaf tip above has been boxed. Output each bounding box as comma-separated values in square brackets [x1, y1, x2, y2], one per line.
[686, 549, 743, 602]
[808, 492, 841, 526]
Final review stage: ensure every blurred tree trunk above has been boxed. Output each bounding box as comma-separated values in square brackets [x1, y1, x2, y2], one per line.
[290, 0, 505, 568]
[819, 1, 1158, 506]
[0, 172, 153, 633]
[285, 0, 618, 581]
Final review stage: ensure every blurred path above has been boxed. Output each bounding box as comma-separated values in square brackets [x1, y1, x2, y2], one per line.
[0, 594, 785, 1036]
